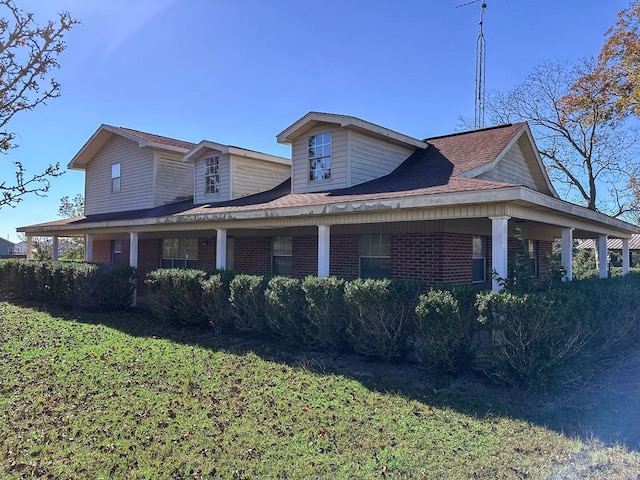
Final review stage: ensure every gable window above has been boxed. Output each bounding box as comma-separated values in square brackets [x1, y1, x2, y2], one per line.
[272, 236, 292, 275]
[308, 132, 331, 181]
[161, 238, 198, 269]
[472, 236, 486, 283]
[111, 163, 121, 192]
[528, 240, 538, 277]
[360, 234, 391, 279]
[205, 156, 220, 194]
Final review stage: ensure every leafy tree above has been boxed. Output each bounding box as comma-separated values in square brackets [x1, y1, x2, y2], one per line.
[58, 193, 84, 217]
[487, 59, 639, 219]
[0, 1, 79, 209]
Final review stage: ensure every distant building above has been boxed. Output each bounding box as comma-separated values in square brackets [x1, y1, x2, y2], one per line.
[0, 237, 17, 256]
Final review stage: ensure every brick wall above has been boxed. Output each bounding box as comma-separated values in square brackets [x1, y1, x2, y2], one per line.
[92, 239, 111, 263]
[330, 234, 359, 277]
[292, 236, 317, 277]
[198, 237, 216, 269]
[137, 238, 161, 294]
[234, 237, 272, 275]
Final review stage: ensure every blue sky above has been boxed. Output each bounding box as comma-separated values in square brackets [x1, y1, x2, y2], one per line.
[0, 0, 629, 242]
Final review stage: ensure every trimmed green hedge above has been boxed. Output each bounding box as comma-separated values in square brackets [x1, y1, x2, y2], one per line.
[0, 259, 135, 310]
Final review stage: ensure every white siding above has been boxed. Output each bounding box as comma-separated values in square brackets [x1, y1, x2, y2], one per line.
[154, 152, 194, 205]
[85, 135, 155, 215]
[231, 156, 290, 199]
[350, 131, 414, 186]
[476, 143, 537, 190]
[291, 126, 348, 193]
[194, 153, 230, 204]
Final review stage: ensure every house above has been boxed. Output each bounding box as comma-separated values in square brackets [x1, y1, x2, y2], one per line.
[13, 241, 27, 256]
[17, 112, 639, 303]
[0, 237, 16, 257]
[577, 234, 640, 267]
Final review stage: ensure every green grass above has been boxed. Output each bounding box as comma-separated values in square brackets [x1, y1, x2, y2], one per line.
[1, 301, 639, 479]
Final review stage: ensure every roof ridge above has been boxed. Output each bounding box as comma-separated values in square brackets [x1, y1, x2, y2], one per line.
[425, 122, 525, 142]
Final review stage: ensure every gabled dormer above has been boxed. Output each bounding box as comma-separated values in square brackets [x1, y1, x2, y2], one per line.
[68, 125, 196, 216]
[183, 141, 290, 204]
[276, 112, 428, 194]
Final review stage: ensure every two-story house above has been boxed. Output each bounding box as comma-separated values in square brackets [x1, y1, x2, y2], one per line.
[18, 112, 639, 302]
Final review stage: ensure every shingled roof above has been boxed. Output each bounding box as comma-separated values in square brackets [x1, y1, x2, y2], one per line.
[117, 127, 197, 151]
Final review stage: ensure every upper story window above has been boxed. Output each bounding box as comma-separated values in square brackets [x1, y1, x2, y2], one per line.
[360, 234, 391, 279]
[111, 163, 121, 193]
[472, 236, 486, 283]
[308, 132, 331, 181]
[272, 236, 292, 275]
[205, 156, 220, 194]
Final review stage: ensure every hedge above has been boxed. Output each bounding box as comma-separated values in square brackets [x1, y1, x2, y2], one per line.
[0, 259, 135, 310]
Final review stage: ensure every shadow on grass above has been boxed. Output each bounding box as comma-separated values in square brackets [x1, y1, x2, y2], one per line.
[9, 299, 640, 452]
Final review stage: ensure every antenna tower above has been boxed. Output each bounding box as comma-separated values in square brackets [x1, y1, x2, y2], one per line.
[457, 1, 487, 129]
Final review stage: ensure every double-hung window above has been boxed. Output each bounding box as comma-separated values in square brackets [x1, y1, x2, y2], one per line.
[308, 132, 331, 181]
[111, 163, 121, 193]
[528, 240, 538, 277]
[360, 234, 391, 279]
[205, 156, 220, 194]
[272, 236, 292, 275]
[472, 236, 486, 283]
[161, 238, 198, 269]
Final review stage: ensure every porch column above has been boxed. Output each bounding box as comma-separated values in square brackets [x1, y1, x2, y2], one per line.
[84, 234, 93, 262]
[317, 225, 331, 277]
[129, 232, 139, 268]
[561, 228, 573, 281]
[216, 229, 227, 270]
[129, 232, 139, 307]
[51, 235, 59, 261]
[597, 234, 608, 278]
[26, 235, 33, 260]
[490, 216, 510, 291]
[622, 238, 630, 275]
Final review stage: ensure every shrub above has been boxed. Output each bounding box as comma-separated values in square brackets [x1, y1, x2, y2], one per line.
[344, 278, 422, 360]
[74, 264, 136, 311]
[476, 290, 589, 390]
[414, 287, 478, 375]
[302, 276, 347, 348]
[201, 271, 234, 333]
[146, 269, 208, 325]
[264, 276, 310, 343]
[228, 274, 268, 333]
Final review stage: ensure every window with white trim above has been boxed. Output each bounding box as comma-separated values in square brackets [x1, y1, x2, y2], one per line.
[205, 156, 220, 194]
[308, 132, 331, 181]
[360, 234, 391, 279]
[272, 236, 292, 275]
[472, 236, 486, 283]
[111, 163, 121, 193]
[161, 238, 198, 269]
[528, 240, 538, 277]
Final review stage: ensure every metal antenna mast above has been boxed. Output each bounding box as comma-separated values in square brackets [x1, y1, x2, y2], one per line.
[457, 1, 487, 129]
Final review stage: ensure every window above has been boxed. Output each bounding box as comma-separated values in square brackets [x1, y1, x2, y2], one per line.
[161, 238, 198, 268]
[204, 156, 220, 194]
[308, 132, 331, 181]
[360, 234, 391, 279]
[528, 240, 538, 277]
[472, 236, 486, 283]
[113, 239, 122, 254]
[111, 163, 121, 193]
[272, 236, 292, 275]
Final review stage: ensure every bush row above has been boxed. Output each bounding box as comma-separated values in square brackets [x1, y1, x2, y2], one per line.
[0, 259, 135, 310]
[146, 269, 640, 390]
[146, 269, 423, 360]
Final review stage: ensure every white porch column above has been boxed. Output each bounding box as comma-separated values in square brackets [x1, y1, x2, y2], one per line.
[26, 235, 33, 260]
[317, 225, 331, 277]
[129, 232, 139, 307]
[216, 229, 227, 270]
[84, 234, 93, 263]
[129, 232, 139, 268]
[597, 234, 608, 278]
[622, 238, 630, 275]
[561, 228, 574, 281]
[51, 235, 59, 261]
[490, 216, 510, 291]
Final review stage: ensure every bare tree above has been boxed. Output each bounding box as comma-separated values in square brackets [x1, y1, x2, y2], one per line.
[487, 59, 639, 219]
[58, 193, 84, 217]
[0, 1, 79, 209]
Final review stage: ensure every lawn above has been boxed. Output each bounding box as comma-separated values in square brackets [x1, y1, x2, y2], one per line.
[1, 301, 639, 479]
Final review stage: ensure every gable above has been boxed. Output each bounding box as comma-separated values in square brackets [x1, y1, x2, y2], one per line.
[476, 141, 537, 189]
